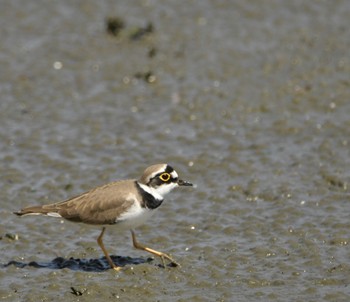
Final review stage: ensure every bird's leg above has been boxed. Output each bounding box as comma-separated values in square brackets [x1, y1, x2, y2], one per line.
[130, 230, 180, 267]
[97, 227, 121, 271]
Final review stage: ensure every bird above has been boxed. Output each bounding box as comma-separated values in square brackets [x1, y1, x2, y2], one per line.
[14, 163, 193, 271]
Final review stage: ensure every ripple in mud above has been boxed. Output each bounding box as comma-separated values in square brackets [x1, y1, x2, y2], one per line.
[3, 256, 153, 272]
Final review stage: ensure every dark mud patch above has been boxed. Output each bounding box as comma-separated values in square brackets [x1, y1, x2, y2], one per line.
[2, 255, 153, 272]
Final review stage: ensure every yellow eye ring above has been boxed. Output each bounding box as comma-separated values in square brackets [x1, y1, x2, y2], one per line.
[159, 173, 171, 182]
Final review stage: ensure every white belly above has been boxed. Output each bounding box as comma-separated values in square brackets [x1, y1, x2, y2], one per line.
[114, 201, 156, 230]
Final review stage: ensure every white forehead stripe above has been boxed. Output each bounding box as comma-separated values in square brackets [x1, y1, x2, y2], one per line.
[171, 170, 178, 178]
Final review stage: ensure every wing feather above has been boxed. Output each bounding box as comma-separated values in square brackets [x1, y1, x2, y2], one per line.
[56, 180, 137, 224]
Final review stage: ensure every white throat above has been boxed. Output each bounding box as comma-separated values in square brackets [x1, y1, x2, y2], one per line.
[138, 182, 178, 199]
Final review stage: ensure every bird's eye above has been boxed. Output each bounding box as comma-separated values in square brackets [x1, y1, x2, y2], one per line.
[159, 173, 171, 182]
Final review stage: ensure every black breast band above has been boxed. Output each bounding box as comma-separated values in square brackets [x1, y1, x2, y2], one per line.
[135, 181, 163, 209]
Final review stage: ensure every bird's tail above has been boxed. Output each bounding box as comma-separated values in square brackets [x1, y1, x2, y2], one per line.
[14, 205, 61, 217]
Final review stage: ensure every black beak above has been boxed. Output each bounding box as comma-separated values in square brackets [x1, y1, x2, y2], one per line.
[177, 179, 193, 187]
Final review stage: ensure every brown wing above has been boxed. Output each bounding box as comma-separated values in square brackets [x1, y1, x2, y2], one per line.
[17, 180, 137, 225]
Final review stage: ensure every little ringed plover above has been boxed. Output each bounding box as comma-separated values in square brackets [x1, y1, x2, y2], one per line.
[14, 163, 193, 271]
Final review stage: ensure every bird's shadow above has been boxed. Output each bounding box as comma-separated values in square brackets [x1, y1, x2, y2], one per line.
[2, 255, 156, 272]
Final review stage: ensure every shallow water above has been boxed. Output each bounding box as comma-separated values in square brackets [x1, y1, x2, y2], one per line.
[1, 1, 350, 301]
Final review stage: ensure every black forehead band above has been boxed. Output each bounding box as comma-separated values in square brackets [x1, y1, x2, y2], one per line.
[165, 165, 174, 174]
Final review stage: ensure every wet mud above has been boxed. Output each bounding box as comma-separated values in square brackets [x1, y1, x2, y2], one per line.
[1, 0, 350, 301]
